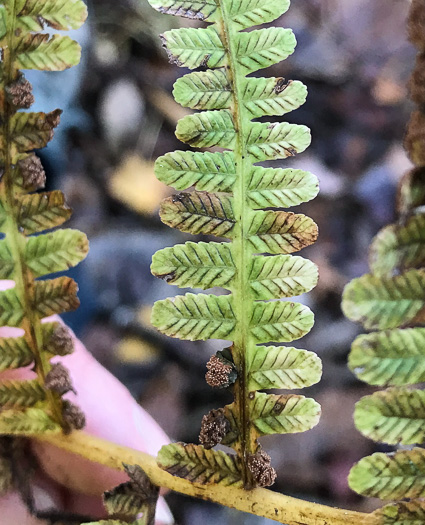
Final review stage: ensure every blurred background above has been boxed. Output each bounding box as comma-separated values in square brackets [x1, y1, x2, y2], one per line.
[34, 0, 416, 522]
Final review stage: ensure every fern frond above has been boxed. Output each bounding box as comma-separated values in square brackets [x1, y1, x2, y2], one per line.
[149, 0, 321, 488]
[0, 0, 87, 434]
[343, 0, 425, 510]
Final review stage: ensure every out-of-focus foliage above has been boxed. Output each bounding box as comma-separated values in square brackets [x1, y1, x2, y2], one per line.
[343, 1, 425, 521]
[0, 0, 87, 437]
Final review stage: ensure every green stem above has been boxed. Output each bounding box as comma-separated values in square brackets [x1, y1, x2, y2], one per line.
[0, 1, 64, 427]
[217, 2, 255, 487]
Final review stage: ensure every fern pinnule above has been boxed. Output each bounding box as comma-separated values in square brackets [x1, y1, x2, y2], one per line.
[0, 0, 88, 435]
[148, 0, 321, 488]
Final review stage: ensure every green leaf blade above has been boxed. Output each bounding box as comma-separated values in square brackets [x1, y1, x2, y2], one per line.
[247, 167, 319, 209]
[225, 0, 290, 30]
[247, 345, 322, 390]
[251, 392, 321, 436]
[176, 110, 236, 149]
[0, 240, 14, 279]
[155, 151, 236, 193]
[236, 28, 296, 74]
[373, 500, 425, 525]
[9, 110, 61, 152]
[348, 448, 425, 500]
[243, 78, 307, 119]
[0, 337, 33, 371]
[248, 210, 318, 255]
[147, 0, 220, 22]
[0, 408, 60, 435]
[354, 389, 425, 445]
[160, 192, 235, 238]
[151, 241, 235, 289]
[249, 254, 318, 300]
[349, 328, 425, 386]
[174, 69, 232, 110]
[16, 34, 82, 71]
[34, 277, 80, 318]
[25, 229, 89, 278]
[342, 270, 425, 330]
[251, 300, 314, 343]
[247, 122, 311, 162]
[17, 190, 72, 235]
[370, 215, 425, 277]
[0, 287, 24, 327]
[17, 0, 88, 31]
[158, 442, 243, 486]
[0, 380, 45, 408]
[151, 293, 235, 340]
[161, 27, 225, 69]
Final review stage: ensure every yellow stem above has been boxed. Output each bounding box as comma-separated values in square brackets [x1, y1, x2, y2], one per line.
[38, 431, 378, 525]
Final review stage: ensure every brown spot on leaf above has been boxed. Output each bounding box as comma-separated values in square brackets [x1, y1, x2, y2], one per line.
[158, 6, 206, 20]
[274, 78, 289, 95]
[160, 34, 184, 67]
[154, 271, 176, 283]
[200, 54, 211, 68]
